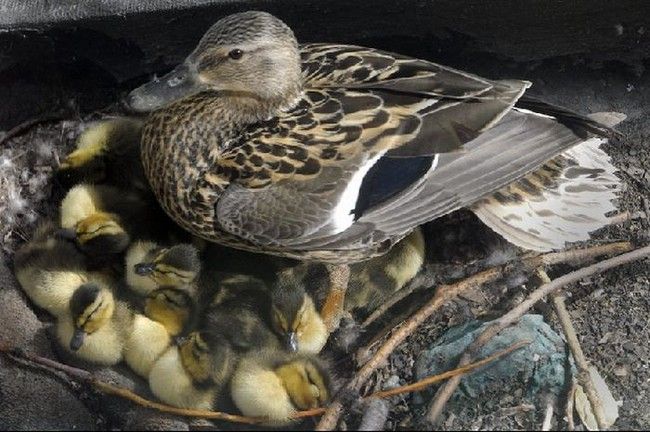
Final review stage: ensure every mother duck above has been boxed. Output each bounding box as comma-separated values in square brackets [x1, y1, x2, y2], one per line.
[128, 11, 620, 309]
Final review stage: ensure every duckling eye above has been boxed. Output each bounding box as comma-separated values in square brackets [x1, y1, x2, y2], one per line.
[228, 49, 243, 60]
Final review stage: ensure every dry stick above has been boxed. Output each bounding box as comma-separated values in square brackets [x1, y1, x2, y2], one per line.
[425, 244, 650, 424]
[0, 346, 261, 424]
[369, 339, 530, 399]
[0, 340, 520, 425]
[566, 379, 577, 431]
[317, 241, 635, 431]
[362, 241, 632, 330]
[540, 268, 608, 430]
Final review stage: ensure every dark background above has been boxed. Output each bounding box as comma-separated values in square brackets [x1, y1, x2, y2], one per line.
[0, 0, 648, 129]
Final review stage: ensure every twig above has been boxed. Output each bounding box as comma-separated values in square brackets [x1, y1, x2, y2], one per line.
[317, 241, 637, 430]
[0, 343, 313, 425]
[316, 266, 504, 430]
[540, 269, 608, 430]
[362, 241, 632, 330]
[425, 244, 650, 424]
[542, 401, 554, 431]
[0, 112, 68, 146]
[369, 339, 530, 399]
[567, 379, 577, 431]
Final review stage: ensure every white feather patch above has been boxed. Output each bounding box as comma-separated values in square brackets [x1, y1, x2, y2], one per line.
[330, 151, 386, 232]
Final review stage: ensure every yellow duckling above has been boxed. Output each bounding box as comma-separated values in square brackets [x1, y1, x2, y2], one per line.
[144, 286, 195, 337]
[148, 330, 236, 410]
[56, 117, 147, 193]
[58, 183, 184, 261]
[125, 241, 201, 297]
[269, 266, 329, 354]
[204, 274, 280, 353]
[230, 349, 332, 425]
[56, 282, 171, 376]
[13, 221, 94, 317]
[345, 227, 425, 316]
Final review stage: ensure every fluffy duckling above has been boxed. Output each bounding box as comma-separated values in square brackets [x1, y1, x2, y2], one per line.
[56, 281, 131, 365]
[204, 274, 280, 353]
[230, 349, 333, 425]
[13, 221, 93, 317]
[148, 330, 237, 410]
[270, 266, 328, 354]
[125, 241, 201, 297]
[345, 227, 425, 316]
[56, 282, 171, 376]
[59, 183, 184, 261]
[56, 117, 147, 193]
[144, 286, 195, 337]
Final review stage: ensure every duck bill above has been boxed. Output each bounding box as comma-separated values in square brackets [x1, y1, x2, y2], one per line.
[126, 63, 208, 113]
[285, 332, 299, 352]
[70, 329, 86, 351]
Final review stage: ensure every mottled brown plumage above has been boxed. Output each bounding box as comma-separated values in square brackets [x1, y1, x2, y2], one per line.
[131, 11, 619, 262]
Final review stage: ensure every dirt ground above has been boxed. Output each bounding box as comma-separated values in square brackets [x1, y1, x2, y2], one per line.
[0, 54, 648, 430]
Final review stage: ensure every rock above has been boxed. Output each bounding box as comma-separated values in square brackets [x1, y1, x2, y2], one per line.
[414, 314, 573, 403]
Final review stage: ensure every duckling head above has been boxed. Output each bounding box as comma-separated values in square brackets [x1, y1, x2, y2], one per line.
[270, 270, 328, 354]
[58, 211, 130, 256]
[133, 243, 201, 288]
[128, 11, 301, 114]
[68, 282, 115, 351]
[274, 356, 331, 410]
[178, 330, 233, 386]
[144, 286, 194, 336]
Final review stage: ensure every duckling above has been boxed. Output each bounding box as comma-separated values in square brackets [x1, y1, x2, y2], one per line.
[125, 241, 201, 297]
[203, 274, 280, 353]
[148, 330, 236, 410]
[13, 221, 92, 317]
[345, 227, 425, 317]
[56, 281, 130, 365]
[269, 266, 329, 354]
[230, 349, 333, 425]
[144, 286, 195, 337]
[56, 117, 148, 193]
[59, 183, 185, 261]
[56, 282, 171, 376]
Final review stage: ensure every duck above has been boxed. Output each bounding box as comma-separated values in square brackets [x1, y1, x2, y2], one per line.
[124, 241, 201, 297]
[55, 117, 148, 193]
[56, 281, 171, 375]
[148, 330, 237, 410]
[203, 274, 280, 353]
[230, 349, 333, 425]
[128, 11, 621, 320]
[13, 221, 99, 317]
[269, 266, 328, 354]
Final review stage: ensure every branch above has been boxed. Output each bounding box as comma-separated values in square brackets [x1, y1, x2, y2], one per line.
[425, 244, 650, 424]
[540, 269, 608, 430]
[368, 339, 530, 399]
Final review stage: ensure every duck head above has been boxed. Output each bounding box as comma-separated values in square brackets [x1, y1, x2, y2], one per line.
[68, 282, 115, 351]
[128, 11, 302, 115]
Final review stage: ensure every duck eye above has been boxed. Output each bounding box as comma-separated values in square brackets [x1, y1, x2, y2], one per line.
[228, 49, 243, 60]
